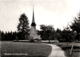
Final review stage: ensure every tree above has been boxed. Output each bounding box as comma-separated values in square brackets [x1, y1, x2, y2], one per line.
[17, 13, 29, 40]
[1, 31, 5, 41]
[70, 13, 80, 41]
[61, 29, 76, 42]
[0, 30, 1, 40]
[70, 17, 80, 33]
[55, 28, 62, 41]
[40, 25, 55, 42]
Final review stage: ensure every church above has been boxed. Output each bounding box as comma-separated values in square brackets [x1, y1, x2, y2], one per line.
[29, 9, 41, 42]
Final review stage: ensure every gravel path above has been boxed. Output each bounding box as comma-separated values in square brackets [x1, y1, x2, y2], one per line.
[48, 44, 66, 57]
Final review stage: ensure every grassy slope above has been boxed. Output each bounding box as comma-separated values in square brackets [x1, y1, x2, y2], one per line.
[57, 42, 80, 57]
[1, 41, 52, 57]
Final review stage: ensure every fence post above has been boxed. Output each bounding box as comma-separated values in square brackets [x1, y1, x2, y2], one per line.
[70, 44, 74, 55]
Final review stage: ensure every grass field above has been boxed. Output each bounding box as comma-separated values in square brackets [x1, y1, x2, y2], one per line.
[0, 41, 52, 57]
[0, 41, 80, 57]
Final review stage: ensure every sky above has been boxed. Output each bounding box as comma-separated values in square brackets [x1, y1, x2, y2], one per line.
[0, 0, 80, 32]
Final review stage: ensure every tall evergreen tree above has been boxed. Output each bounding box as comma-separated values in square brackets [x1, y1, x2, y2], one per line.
[70, 17, 80, 33]
[0, 30, 1, 40]
[70, 13, 80, 41]
[17, 13, 29, 40]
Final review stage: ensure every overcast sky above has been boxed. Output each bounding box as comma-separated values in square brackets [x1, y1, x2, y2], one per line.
[0, 0, 80, 32]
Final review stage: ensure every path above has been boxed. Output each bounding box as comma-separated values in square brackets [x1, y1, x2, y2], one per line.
[48, 44, 66, 57]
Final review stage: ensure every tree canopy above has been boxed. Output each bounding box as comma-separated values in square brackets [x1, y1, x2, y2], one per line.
[40, 25, 55, 40]
[17, 13, 29, 32]
[70, 13, 80, 41]
[17, 13, 29, 40]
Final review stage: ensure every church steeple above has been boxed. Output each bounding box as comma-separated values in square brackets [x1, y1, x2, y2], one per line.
[29, 6, 41, 42]
[31, 9, 36, 26]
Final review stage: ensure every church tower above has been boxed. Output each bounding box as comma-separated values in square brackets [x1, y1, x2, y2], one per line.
[29, 9, 41, 42]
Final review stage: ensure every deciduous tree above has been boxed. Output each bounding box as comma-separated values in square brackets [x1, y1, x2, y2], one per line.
[17, 13, 29, 40]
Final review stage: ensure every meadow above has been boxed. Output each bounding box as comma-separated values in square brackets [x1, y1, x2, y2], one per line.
[0, 41, 80, 57]
[0, 41, 51, 57]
